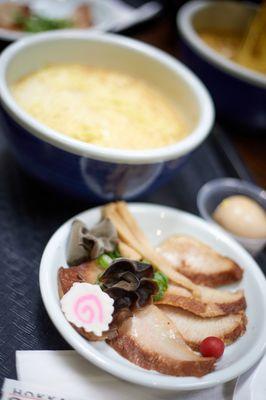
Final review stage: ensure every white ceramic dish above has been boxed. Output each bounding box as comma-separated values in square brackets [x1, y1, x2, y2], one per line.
[197, 178, 266, 256]
[0, 0, 161, 41]
[233, 354, 266, 400]
[40, 203, 266, 391]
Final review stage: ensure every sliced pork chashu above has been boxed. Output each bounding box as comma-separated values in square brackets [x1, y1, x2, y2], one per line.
[157, 235, 243, 287]
[58, 262, 112, 341]
[109, 305, 215, 377]
[159, 305, 247, 351]
[58, 261, 101, 297]
[156, 284, 246, 317]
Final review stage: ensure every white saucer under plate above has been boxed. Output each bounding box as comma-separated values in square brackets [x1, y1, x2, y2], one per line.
[233, 353, 266, 400]
[0, 0, 161, 41]
[39, 203, 266, 391]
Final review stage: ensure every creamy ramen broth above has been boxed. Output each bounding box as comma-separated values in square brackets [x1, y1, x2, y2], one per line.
[198, 30, 243, 60]
[12, 65, 189, 150]
[198, 28, 266, 75]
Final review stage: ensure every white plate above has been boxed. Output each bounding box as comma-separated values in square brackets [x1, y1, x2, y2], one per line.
[0, 0, 161, 41]
[39, 203, 266, 391]
[233, 354, 266, 400]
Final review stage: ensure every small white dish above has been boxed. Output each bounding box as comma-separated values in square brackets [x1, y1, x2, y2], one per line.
[197, 178, 266, 256]
[40, 203, 266, 391]
[233, 354, 266, 400]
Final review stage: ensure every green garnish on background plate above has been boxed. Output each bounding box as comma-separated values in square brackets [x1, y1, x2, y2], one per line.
[15, 13, 73, 33]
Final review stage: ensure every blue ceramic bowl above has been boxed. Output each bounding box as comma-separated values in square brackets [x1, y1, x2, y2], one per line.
[177, 1, 266, 131]
[0, 31, 214, 201]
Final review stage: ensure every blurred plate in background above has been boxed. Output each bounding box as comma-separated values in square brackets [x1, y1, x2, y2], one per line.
[0, 0, 162, 41]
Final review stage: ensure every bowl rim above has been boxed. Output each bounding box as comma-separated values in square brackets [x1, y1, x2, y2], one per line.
[0, 30, 214, 165]
[177, 0, 266, 89]
[197, 177, 266, 242]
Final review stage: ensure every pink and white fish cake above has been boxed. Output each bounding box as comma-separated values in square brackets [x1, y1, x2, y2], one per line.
[60, 282, 114, 336]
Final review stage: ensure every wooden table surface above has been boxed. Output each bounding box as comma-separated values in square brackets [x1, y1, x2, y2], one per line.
[130, 13, 266, 189]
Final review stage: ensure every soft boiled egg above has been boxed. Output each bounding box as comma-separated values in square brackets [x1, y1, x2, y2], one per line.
[213, 195, 266, 239]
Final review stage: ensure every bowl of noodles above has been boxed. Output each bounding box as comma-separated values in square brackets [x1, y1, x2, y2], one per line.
[177, 0, 266, 131]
